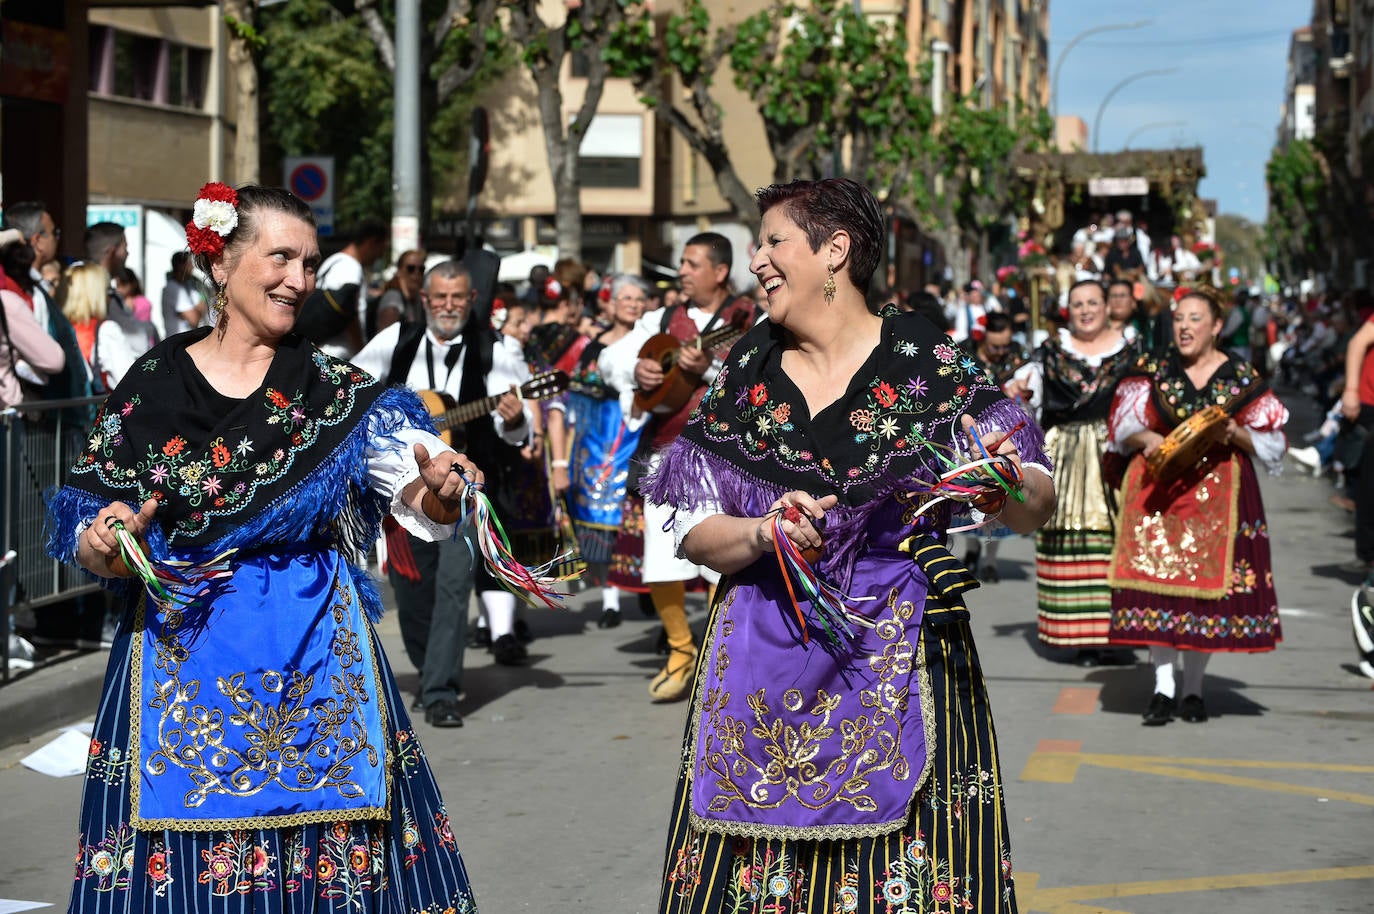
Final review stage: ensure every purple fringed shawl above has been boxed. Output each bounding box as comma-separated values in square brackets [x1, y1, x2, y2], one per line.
[642, 311, 1051, 839]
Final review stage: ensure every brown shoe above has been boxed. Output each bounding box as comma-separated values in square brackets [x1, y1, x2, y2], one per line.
[1331, 494, 1356, 513]
[649, 646, 698, 702]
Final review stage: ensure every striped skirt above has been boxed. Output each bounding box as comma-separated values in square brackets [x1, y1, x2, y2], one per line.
[1035, 420, 1117, 647]
[66, 612, 478, 913]
[658, 606, 1018, 914]
[1035, 529, 1115, 646]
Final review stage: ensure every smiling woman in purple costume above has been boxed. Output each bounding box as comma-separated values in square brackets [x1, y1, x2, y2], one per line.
[644, 178, 1057, 914]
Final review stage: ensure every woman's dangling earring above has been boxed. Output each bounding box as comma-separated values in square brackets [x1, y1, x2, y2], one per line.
[214, 281, 229, 337]
[823, 263, 837, 305]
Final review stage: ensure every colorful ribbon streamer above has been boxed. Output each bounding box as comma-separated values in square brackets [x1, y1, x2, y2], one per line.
[110, 520, 235, 604]
[768, 512, 874, 649]
[462, 481, 582, 609]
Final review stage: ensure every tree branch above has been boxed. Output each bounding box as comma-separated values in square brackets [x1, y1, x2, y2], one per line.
[355, 0, 395, 74]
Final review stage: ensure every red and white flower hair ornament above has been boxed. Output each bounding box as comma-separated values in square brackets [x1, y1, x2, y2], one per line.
[185, 182, 239, 256]
[543, 277, 563, 300]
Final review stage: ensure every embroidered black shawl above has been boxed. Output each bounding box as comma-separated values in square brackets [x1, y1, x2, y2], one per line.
[48, 330, 431, 583]
[645, 310, 1046, 587]
[1132, 350, 1269, 431]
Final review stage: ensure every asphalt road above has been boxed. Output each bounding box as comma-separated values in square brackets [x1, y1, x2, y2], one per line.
[2, 408, 1371, 913]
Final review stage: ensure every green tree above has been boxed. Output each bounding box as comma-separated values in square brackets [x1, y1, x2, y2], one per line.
[608, 0, 757, 224]
[1264, 138, 1326, 279]
[506, 0, 631, 260]
[1214, 213, 1266, 284]
[258, 0, 506, 232]
[610, 1, 1044, 281]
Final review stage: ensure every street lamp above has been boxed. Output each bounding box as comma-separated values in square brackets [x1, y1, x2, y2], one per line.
[1092, 68, 1179, 153]
[1123, 120, 1188, 150]
[930, 39, 951, 119]
[1050, 19, 1152, 121]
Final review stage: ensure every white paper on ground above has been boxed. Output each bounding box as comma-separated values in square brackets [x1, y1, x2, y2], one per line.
[0, 900, 53, 913]
[20, 728, 93, 778]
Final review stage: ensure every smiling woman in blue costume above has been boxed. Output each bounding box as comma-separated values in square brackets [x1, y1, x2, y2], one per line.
[47, 183, 482, 912]
[644, 178, 1057, 914]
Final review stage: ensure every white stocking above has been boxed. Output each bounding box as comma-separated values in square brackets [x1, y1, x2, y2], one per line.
[1149, 646, 1178, 698]
[481, 590, 517, 639]
[602, 586, 621, 612]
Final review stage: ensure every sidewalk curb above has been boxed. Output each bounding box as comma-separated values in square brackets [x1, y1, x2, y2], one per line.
[1, 651, 106, 751]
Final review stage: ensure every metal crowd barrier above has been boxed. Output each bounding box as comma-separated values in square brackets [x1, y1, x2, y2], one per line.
[2, 395, 105, 683]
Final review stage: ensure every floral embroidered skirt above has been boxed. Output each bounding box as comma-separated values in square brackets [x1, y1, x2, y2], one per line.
[1109, 464, 1283, 653]
[658, 608, 1018, 914]
[67, 615, 478, 913]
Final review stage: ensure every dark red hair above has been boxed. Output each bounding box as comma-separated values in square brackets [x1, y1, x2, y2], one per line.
[755, 178, 883, 294]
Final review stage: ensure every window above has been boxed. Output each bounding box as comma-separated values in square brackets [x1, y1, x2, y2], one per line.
[90, 26, 208, 110]
[576, 113, 643, 189]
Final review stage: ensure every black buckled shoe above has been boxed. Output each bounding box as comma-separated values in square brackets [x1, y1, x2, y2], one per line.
[424, 699, 464, 728]
[597, 608, 622, 629]
[1178, 694, 1208, 723]
[1141, 692, 1175, 726]
[514, 619, 534, 644]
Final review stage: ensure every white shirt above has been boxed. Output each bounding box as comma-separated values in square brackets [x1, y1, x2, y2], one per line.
[353, 322, 532, 446]
[316, 251, 366, 359]
[161, 277, 205, 336]
[600, 305, 733, 398]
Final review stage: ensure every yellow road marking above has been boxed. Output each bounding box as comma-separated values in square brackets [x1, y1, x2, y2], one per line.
[1019, 739, 1082, 783]
[1082, 754, 1374, 806]
[1020, 864, 1374, 914]
[1019, 745, 1374, 804]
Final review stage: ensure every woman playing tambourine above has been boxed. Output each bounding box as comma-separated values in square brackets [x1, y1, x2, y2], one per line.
[1104, 286, 1287, 726]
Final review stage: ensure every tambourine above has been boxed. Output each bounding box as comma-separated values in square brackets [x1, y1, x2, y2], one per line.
[1146, 405, 1228, 483]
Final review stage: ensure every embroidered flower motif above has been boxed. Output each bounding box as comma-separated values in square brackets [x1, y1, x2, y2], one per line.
[267, 389, 291, 410]
[932, 342, 957, 362]
[211, 444, 232, 468]
[898, 340, 919, 356]
[769, 874, 792, 896]
[202, 475, 223, 496]
[850, 408, 874, 432]
[873, 381, 898, 408]
[121, 401, 135, 417]
[749, 383, 769, 407]
[882, 876, 911, 903]
[235, 437, 254, 456]
[906, 376, 928, 398]
[250, 845, 271, 877]
[932, 880, 954, 902]
[147, 851, 170, 882]
[772, 402, 791, 423]
[348, 844, 369, 874]
[755, 415, 774, 434]
[162, 436, 187, 457]
[736, 386, 752, 409]
[877, 417, 899, 439]
[89, 737, 103, 757]
[317, 857, 337, 881]
[90, 850, 116, 877]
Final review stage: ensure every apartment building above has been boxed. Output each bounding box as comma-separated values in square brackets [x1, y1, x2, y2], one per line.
[476, 0, 1050, 290]
[2, 0, 231, 312]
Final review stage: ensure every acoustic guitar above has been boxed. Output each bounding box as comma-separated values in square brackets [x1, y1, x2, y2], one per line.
[418, 369, 569, 447]
[633, 311, 751, 414]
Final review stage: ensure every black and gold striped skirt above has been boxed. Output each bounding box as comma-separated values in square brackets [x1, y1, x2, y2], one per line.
[658, 600, 1018, 914]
